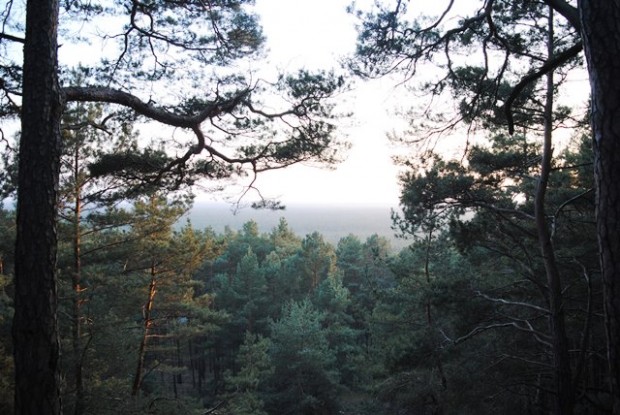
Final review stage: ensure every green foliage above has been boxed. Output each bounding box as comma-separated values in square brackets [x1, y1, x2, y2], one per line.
[387, 130, 603, 412]
[6, 114, 602, 414]
[55, 190, 229, 411]
[0, 210, 15, 414]
[223, 331, 273, 415]
[371, 237, 510, 413]
[395, 133, 541, 235]
[350, 1, 581, 134]
[266, 300, 340, 415]
[0, 272, 13, 414]
[0, 146, 17, 199]
[298, 231, 337, 293]
[14, 124, 603, 414]
[270, 218, 302, 256]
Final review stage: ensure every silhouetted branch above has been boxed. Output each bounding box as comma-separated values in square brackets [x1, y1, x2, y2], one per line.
[505, 42, 583, 134]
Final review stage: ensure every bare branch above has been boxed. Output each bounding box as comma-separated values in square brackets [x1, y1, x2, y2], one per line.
[440, 321, 546, 346]
[62, 120, 112, 135]
[554, 188, 594, 219]
[476, 290, 550, 314]
[419, 0, 455, 34]
[469, 200, 536, 222]
[500, 353, 554, 368]
[0, 32, 24, 43]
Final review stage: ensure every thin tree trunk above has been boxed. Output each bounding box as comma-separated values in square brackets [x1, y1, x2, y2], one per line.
[176, 338, 183, 384]
[72, 144, 85, 415]
[132, 269, 157, 396]
[422, 226, 447, 414]
[12, 0, 63, 413]
[535, 9, 573, 414]
[189, 340, 196, 389]
[172, 373, 178, 399]
[579, 1, 620, 412]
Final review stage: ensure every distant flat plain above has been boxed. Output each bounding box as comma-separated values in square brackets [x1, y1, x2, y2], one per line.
[183, 202, 408, 251]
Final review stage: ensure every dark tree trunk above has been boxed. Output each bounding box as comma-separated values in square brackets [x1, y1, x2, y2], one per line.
[176, 338, 183, 384]
[172, 373, 178, 399]
[535, 9, 573, 414]
[422, 226, 447, 412]
[12, 0, 63, 413]
[579, 1, 620, 413]
[189, 339, 196, 388]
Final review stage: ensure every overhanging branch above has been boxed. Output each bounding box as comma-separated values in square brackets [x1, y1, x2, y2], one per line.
[476, 290, 550, 314]
[63, 86, 250, 129]
[542, 0, 581, 31]
[505, 41, 583, 134]
[0, 32, 24, 43]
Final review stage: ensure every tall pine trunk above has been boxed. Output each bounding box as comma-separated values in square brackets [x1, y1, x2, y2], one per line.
[579, 1, 620, 412]
[12, 0, 63, 413]
[535, 8, 573, 414]
[72, 144, 84, 415]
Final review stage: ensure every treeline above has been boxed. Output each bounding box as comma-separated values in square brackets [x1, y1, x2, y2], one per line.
[0, 131, 610, 414]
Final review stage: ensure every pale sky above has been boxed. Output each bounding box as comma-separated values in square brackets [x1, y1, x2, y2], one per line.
[238, 0, 591, 208]
[230, 0, 407, 207]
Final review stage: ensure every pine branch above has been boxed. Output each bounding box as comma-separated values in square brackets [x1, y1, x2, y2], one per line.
[63, 86, 250, 129]
[505, 42, 583, 134]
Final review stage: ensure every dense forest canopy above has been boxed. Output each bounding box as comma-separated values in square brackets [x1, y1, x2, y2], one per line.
[2, 0, 620, 414]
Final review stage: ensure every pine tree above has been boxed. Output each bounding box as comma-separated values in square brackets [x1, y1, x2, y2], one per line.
[266, 300, 340, 415]
[222, 331, 273, 415]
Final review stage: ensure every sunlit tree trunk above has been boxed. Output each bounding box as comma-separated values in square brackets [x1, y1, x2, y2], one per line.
[132, 268, 157, 396]
[579, 1, 620, 412]
[71, 142, 85, 415]
[12, 0, 63, 412]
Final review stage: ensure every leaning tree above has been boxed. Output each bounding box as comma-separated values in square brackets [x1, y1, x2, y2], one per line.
[0, 0, 346, 413]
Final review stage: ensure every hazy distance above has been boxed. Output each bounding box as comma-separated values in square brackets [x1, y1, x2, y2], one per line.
[183, 202, 408, 251]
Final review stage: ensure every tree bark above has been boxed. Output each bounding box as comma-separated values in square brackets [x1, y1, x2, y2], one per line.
[12, 0, 63, 413]
[579, 1, 620, 412]
[132, 271, 157, 396]
[72, 143, 84, 415]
